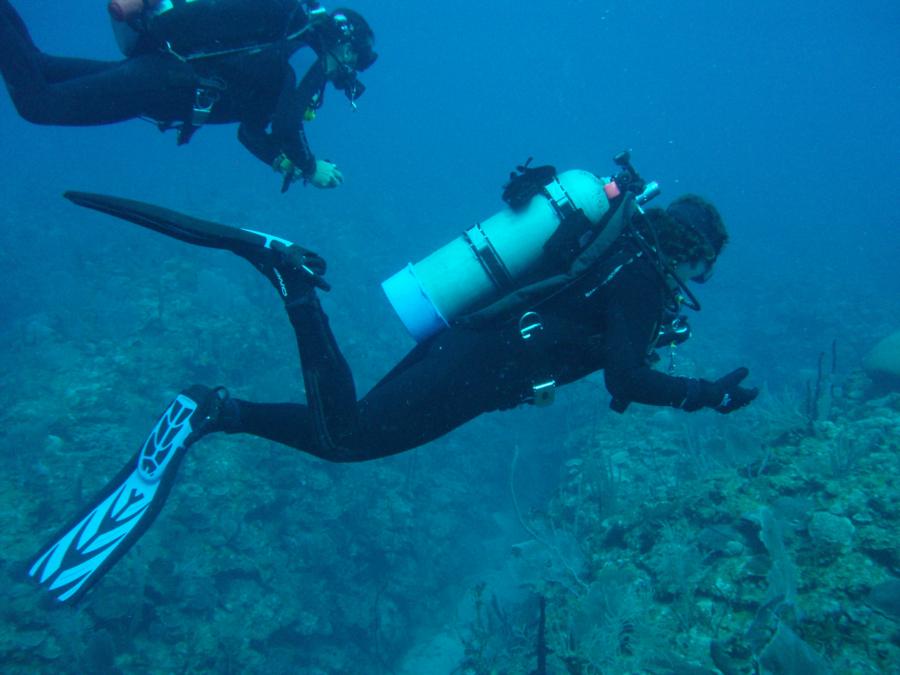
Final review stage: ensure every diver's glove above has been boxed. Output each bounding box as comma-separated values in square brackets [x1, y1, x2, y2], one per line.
[273, 153, 307, 193]
[310, 159, 344, 189]
[682, 367, 759, 414]
[273, 155, 343, 192]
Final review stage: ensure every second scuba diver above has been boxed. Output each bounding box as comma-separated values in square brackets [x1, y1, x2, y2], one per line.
[28, 153, 759, 603]
[0, 0, 377, 191]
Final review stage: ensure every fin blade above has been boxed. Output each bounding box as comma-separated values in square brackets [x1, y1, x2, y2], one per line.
[63, 191, 278, 258]
[26, 388, 213, 603]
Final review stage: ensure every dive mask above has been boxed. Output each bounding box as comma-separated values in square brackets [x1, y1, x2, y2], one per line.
[688, 258, 715, 284]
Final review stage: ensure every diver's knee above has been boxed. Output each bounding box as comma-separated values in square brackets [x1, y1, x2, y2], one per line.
[315, 440, 369, 464]
[14, 102, 46, 124]
[7, 92, 53, 124]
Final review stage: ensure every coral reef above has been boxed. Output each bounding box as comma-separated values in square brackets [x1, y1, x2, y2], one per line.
[457, 379, 900, 674]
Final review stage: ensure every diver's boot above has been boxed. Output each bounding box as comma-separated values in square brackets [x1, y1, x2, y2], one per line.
[241, 239, 326, 307]
[28, 385, 230, 603]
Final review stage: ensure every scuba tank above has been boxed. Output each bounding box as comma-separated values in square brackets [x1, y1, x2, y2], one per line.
[108, 0, 160, 23]
[382, 170, 619, 342]
[110, 0, 307, 58]
[109, 0, 160, 56]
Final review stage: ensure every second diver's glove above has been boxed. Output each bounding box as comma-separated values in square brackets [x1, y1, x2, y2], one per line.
[682, 367, 759, 414]
[273, 155, 343, 192]
[273, 153, 307, 193]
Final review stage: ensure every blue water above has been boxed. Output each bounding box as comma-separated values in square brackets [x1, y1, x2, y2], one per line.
[1, 2, 898, 673]
[4, 1, 898, 375]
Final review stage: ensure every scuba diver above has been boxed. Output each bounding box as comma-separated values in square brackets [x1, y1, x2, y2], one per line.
[0, 0, 376, 191]
[28, 153, 758, 603]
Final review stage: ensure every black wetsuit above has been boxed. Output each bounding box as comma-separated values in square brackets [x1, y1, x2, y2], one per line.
[0, 0, 323, 177]
[230, 251, 694, 462]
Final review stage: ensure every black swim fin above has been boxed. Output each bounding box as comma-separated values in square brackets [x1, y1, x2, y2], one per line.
[64, 191, 330, 291]
[28, 385, 222, 603]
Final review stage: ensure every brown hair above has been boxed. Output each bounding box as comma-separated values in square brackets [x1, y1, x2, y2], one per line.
[638, 195, 728, 264]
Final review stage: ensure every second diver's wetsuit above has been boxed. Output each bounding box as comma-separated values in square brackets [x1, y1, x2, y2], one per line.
[0, 0, 324, 178]
[229, 249, 696, 462]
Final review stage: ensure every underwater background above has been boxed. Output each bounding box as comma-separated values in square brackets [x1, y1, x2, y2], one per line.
[1, 1, 899, 673]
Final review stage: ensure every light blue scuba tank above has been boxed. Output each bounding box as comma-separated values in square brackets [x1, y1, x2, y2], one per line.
[382, 170, 620, 342]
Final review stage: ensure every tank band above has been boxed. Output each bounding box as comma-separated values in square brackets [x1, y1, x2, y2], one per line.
[464, 224, 514, 291]
[544, 179, 579, 223]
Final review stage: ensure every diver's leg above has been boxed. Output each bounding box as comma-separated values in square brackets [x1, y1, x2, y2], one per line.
[217, 276, 360, 458]
[0, 29, 195, 126]
[226, 327, 521, 462]
[0, 2, 136, 83]
[224, 263, 506, 462]
[207, 295, 359, 460]
[0, 0, 35, 49]
[349, 328, 520, 457]
[36, 54, 124, 83]
[0, 5, 42, 100]
[283, 292, 359, 449]
[57, 193, 487, 459]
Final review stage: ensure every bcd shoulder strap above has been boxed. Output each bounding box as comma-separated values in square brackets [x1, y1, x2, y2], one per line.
[456, 194, 638, 328]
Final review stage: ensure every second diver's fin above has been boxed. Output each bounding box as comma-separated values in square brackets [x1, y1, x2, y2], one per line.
[27, 385, 223, 604]
[63, 191, 330, 291]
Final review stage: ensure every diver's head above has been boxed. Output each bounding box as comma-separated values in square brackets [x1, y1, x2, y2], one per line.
[317, 9, 376, 72]
[315, 9, 377, 103]
[333, 9, 377, 70]
[645, 194, 728, 283]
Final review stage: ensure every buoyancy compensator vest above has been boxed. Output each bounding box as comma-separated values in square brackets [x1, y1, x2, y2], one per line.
[110, 0, 305, 58]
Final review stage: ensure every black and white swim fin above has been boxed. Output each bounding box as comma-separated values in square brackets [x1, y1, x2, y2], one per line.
[28, 385, 221, 603]
[63, 191, 330, 291]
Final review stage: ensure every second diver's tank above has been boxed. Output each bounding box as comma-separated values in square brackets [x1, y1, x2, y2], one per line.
[108, 0, 160, 23]
[110, 0, 300, 57]
[382, 169, 618, 342]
